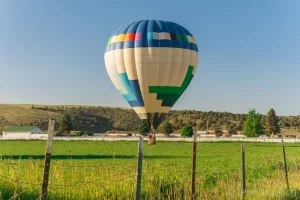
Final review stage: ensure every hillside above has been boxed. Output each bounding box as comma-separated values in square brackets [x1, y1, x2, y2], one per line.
[0, 104, 300, 133]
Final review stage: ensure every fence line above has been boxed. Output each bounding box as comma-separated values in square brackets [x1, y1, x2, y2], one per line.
[47, 171, 136, 187]
[0, 159, 137, 168]
[1, 136, 300, 143]
[0, 146, 295, 199]
[51, 159, 136, 168]
[0, 174, 42, 186]
[0, 125, 297, 200]
[36, 174, 136, 200]
[144, 161, 188, 167]
[0, 170, 137, 197]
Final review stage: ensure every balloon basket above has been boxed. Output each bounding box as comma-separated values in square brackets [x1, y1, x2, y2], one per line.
[148, 134, 156, 145]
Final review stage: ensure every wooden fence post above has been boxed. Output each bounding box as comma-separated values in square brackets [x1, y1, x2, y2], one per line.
[135, 136, 143, 200]
[281, 139, 289, 190]
[40, 118, 55, 200]
[191, 127, 197, 200]
[241, 143, 246, 200]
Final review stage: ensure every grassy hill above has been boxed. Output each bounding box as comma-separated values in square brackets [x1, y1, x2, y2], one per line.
[0, 104, 300, 134]
[0, 104, 139, 133]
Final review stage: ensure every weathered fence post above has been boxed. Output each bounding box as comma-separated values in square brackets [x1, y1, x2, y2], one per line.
[40, 118, 55, 200]
[135, 136, 143, 200]
[241, 143, 246, 200]
[281, 139, 289, 190]
[191, 127, 197, 200]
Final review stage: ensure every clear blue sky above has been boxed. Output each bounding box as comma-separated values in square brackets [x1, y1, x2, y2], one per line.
[0, 0, 299, 116]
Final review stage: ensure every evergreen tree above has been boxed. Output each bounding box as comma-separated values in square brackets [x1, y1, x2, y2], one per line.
[59, 113, 72, 134]
[243, 109, 264, 137]
[159, 122, 174, 136]
[180, 125, 194, 137]
[266, 108, 281, 136]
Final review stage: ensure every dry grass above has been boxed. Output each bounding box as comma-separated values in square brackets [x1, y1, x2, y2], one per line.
[0, 104, 60, 126]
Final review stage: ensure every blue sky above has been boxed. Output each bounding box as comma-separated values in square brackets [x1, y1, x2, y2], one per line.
[0, 0, 299, 116]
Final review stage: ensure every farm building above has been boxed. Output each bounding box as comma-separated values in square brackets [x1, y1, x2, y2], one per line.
[2, 126, 44, 139]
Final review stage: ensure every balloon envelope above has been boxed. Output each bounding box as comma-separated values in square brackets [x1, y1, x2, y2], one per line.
[104, 20, 199, 126]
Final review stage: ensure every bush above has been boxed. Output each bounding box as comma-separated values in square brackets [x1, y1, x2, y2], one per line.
[180, 125, 193, 137]
[127, 132, 132, 136]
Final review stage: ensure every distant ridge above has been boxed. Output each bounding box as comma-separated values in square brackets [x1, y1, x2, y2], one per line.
[0, 104, 298, 133]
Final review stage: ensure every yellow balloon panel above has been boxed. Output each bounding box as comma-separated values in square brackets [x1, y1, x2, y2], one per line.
[104, 47, 197, 119]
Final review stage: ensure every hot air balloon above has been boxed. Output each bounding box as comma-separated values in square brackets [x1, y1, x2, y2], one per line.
[104, 20, 198, 142]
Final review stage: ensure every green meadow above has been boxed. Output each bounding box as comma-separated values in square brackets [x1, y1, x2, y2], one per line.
[0, 140, 299, 199]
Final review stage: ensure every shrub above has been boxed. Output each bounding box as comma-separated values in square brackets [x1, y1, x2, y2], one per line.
[180, 125, 193, 137]
[127, 132, 132, 136]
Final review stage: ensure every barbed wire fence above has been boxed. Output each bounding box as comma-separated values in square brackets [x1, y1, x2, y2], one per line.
[0, 151, 138, 199]
[0, 119, 139, 200]
[0, 119, 295, 199]
[0, 142, 293, 200]
[0, 169, 137, 200]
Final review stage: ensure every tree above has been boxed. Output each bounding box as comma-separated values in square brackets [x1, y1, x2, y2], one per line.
[138, 120, 149, 136]
[180, 125, 194, 137]
[265, 108, 281, 136]
[159, 122, 174, 136]
[243, 109, 264, 137]
[59, 113, 72, 134]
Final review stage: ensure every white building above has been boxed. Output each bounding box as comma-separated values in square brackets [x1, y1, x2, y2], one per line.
[2, 126, 44, 139]
[197, 131, 208, 135]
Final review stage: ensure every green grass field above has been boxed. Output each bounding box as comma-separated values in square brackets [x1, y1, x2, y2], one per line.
[0, 141, 299, 200]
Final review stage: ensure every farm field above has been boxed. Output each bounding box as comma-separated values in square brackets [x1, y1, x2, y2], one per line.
[0, 141, 299, 200]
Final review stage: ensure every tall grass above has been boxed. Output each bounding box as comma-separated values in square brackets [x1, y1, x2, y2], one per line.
[0, 141, 299, 199]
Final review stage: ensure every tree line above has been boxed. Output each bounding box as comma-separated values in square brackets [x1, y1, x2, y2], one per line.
[0, 105, 298, 136]
[44, 105, 291, 137]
